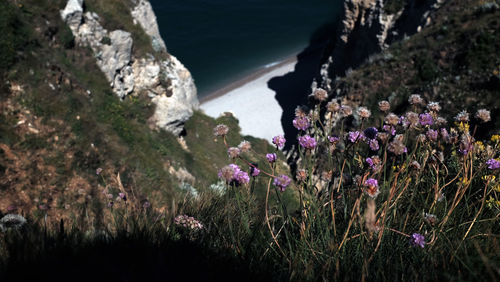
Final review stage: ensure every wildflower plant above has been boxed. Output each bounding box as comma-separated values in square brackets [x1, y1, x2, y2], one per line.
[206, 89, 500, 280]
[8, 94, 497, 281]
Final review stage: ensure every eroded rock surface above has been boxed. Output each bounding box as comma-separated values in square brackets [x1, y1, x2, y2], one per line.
[131, 0, 167, 52]
[60, 0, 198, 135]
[318, 0, 444, 87]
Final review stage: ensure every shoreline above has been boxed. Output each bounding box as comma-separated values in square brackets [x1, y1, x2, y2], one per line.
[200, 55, 297, 104]
[199, 54, 298, 141]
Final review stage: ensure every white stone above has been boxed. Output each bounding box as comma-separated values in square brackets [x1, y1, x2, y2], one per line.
[60, 0, 83, 29]
[131, 0, 167, 52]
[61, 0, 199, 135]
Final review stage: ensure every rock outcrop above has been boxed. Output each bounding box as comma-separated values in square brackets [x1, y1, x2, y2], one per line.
[318, 0, 444, 89]
[130, 0, 167, 52]
[60, 0, 198, 135]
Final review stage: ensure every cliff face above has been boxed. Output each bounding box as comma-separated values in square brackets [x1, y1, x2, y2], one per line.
[311, 0, 499, 136]
[60, 0, 198, 135]
[318, 0, 444, 90]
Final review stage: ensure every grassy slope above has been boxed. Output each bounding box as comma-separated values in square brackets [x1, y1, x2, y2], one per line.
[0, 0, 280, 227]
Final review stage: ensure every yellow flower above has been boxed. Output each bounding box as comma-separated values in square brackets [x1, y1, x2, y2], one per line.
[486, 197, 500, 209]
[486, 197, 495, 209]
[458, 177, 469, 185]
[475, 141, 485, 152]
[494, 184, 500, 192]
[482, 175, 496, 182]
[491, 134, 500, 143]
[456, 122, 470, 133]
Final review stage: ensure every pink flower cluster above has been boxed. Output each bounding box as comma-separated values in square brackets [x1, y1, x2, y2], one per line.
[410, 233, 425, 248]
[272, 135, 286, 149]
[174, 215, 204, 231]
[218, 164, 250, 185]
[293, 116, 310, 131]
[298, 135, 317, 149]
[266, 153, 277, 163]
[486, 158, 500, 170]
[364, 178, 380, 198]
[273, 174, 291, 192]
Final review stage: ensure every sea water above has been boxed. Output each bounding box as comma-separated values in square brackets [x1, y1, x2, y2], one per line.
[150, 0, 342, 98]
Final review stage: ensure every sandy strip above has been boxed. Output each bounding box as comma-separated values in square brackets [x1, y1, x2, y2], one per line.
[200, 57, 297, 142]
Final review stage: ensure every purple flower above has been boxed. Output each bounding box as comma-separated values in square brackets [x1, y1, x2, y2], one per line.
[366, 157, 374, 167]
[118, 192, 127, 201]
[440, 128, 449, 142]
[272, 135, 286, 149]
[426, 129, 438, 142]
[328, 135, 340, 143]
[293, 116, 310, 131]
[266, 153, 277, 163]
[96, 168, 103, 175]
[369, 139, 379, 151]
[273, 175, 291, 192]
[419, 113, 434, 126]
[366, 156, 381, 172]
[363, 127, 378, 140]
[174, 215, 204, 231]
[364, 178, 380, 198]
[365, 178, 378, 188]
[251, 167, 260, 177]
[348, 131, 361, 143]
[218, 163, 249, 185]
[298, 135, 317, 149]
[486, 159, 500, 170]
[229, 163, 240, 171]
[382, 125, 396, 136]
[143, 201, 151, 209]
[458, 135, 474, 155]
[410, 233, 426, 248]
[234, 170, 250, 184]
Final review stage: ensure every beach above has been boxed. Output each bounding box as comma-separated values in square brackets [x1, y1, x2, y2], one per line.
[200, 57, 297, 142]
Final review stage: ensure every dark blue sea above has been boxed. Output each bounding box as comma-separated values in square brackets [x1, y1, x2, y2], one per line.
[150, 0, 342, 98]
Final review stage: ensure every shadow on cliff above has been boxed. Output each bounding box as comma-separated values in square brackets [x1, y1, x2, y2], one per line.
[267, 21, 338, 151]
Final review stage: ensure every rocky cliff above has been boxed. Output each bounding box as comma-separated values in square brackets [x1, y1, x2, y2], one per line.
[60, 0, 198, 135]
[317, 0, 445, 90]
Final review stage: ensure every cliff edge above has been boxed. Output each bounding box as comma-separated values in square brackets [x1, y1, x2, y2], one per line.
[318, 0, 444, 90]
[60, 0, 199, 135]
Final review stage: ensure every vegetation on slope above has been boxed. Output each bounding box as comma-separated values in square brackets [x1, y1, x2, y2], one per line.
[334, 0, 500, 137]
[1, 91, 499, 280]
[0, 0, 274, 228]
[0, 0, 498, 281]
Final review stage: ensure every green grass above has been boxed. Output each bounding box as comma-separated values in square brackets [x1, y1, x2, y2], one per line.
[0, 0, 277, 230]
